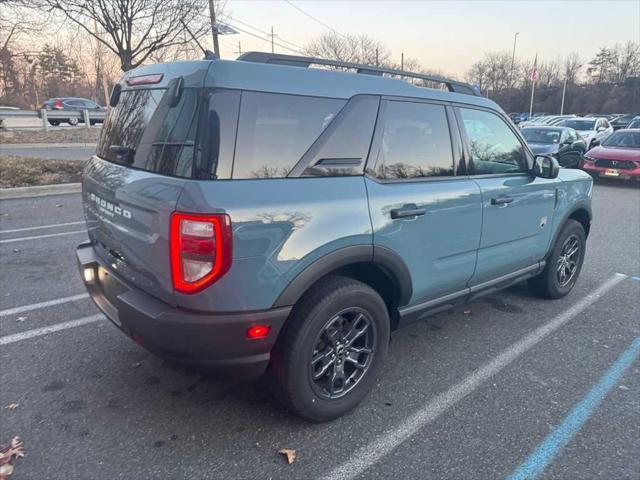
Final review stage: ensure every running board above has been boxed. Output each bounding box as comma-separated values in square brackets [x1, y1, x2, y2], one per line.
[397, 262, 545, 329]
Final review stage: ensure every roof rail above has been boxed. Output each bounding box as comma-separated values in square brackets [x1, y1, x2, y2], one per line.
[236, 51, 480, 97]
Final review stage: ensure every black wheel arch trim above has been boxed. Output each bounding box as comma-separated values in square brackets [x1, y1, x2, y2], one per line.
[548, 202, 592, 258]
[272, 245, 413, 308]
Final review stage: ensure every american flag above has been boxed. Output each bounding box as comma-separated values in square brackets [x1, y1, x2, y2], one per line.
[531, 54, 538, 82]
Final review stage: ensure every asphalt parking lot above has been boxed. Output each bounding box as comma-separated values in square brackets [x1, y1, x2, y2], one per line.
[0, 180, 638, 479]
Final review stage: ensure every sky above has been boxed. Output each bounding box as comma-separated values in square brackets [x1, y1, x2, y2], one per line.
[217, 0, 640, 77]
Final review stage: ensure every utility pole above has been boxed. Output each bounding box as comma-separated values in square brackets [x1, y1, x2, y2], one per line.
[401, 52, 404, 70]
[208, 0, 220, 57]
[510, 32, 519, 86]
[375, 47, 379, 67]
[270, 26, 276, 54]
[236, 41, 242, 57]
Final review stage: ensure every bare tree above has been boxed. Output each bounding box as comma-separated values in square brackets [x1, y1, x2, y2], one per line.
[563, 52, 582, 84]
[40, 0, 209, 71]
[537, 58, 562, 88]
[305, 32, 391, 67]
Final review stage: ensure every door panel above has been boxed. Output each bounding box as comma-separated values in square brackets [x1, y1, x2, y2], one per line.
[367, 178, 482, 304]
[456, 106, 558, 285]
[472, 175, 557, 284]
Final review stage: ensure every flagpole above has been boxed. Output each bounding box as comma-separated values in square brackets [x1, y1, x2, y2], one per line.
[529, 53, 538, 119]
[560, 76, 567, 115]
[529, 81, 535, 119]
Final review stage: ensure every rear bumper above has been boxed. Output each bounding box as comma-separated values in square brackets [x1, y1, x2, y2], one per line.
[76, 241, 291, 378]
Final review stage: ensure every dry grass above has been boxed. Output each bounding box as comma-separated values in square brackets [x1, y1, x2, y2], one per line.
[0, 155, 85, 188]
[0, 128, 101, 145]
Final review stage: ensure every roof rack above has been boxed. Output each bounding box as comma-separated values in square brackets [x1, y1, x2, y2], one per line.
[236, 51, 480, 97]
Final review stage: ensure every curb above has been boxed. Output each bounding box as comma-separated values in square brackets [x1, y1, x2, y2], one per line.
[0, 143, 97, 149]
[0, 183, 81, 200]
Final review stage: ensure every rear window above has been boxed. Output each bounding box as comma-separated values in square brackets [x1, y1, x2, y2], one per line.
[232, 92, 345, 179]
[97, 87, 200, 178]
[372, 100, 454, 179]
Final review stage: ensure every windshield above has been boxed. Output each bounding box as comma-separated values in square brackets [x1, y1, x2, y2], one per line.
[627, 119, 640, 129]
[522, 128, 562, 144]
[602, 131, 640, 148]
[560, 119, 595, 131]
[96, 87, 200, 178]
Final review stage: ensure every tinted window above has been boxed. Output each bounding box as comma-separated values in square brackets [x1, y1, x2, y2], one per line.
[97, 87, 200, 178]
[561, 119, 595, 131]
[460, 108, 526, 174]
[233, 92, 345, 179]
[372, 101, 454, 179]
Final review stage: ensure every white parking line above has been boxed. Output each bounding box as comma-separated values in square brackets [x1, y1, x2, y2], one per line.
[0, 221, 85, 234]
[0, 229, 86, 244]
[0, 293, 89, 318]
[0, 314, 103, 345]
[322, 273, 628, 480]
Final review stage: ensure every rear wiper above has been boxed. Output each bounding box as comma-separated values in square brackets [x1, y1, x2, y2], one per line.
[109, 145, 135, 164]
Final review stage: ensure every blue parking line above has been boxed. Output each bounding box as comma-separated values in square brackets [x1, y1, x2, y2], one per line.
[630, 276, 640, 282]
[507, 336, 640, 480]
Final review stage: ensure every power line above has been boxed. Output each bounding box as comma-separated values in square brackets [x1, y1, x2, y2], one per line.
[226, 23, 304, 55]
[283, 0, 346, 38]
[226, 16, 304, 51]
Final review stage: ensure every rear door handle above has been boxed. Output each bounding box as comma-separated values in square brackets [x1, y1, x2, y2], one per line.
[491, 196, 514, 206]
[390, 204, 426, 219]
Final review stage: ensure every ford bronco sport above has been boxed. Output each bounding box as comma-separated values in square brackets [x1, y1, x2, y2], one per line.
[77, 52, 593, 421]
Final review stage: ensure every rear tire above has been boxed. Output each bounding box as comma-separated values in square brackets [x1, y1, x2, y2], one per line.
[48, 120, 60, 126]
[529, 219, 586, 299]
[268, 276, 390, 422]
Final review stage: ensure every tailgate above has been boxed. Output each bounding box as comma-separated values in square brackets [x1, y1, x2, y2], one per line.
[83, 157, 186, 305]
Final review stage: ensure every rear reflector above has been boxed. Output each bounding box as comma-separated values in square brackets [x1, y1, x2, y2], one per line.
[246, 325, 271, 339]
[125, 73, 164, 86]
[170, 212, 232, 294]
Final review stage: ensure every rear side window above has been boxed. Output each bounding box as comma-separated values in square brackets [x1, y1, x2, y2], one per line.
[97, 87, 199, 178]
[232, 92, 345, 179]
[372, 100, 454, 179]
[460, 108, 527, 175]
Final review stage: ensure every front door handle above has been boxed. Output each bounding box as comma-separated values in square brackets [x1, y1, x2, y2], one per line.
[491, 196, 514, 206]
[390, 204, 426, 219]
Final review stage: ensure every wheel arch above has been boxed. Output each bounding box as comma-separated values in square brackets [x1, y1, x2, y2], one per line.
[272, 245, 412, 329]
[548, 203, 592, 259]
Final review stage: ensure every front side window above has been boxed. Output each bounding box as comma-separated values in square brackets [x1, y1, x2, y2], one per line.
[372, 100, 454, 179]
[233, 92, 345, 179]
[460, 108, 527, 175]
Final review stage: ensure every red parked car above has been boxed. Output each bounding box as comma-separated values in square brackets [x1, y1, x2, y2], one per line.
[581, 129, 640, 181]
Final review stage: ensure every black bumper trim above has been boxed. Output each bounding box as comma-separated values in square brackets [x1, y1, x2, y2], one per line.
[77, 241, 291, 378]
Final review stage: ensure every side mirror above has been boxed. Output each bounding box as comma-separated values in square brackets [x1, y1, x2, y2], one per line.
[533, 155, 560, 179]
[591, 140, 600, 148]
[596, 126, 605, 132]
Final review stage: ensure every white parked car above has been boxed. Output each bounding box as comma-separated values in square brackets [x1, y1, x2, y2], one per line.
[558, 117, 613, 149]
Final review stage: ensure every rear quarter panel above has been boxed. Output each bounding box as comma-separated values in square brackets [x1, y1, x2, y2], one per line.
[176, 177, 372, 311]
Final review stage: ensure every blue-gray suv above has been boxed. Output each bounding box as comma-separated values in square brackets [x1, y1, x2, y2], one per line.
[77, 52, 593, 421]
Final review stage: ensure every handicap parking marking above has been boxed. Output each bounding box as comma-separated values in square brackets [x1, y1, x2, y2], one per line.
[507, 336, 640, 480]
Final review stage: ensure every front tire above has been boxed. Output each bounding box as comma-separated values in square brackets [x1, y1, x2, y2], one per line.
[268, 276, 390, 422]
[529, 219, 586, 299]
[68, 117, 79, 126]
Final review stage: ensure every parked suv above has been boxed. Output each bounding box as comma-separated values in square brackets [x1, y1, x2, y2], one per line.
[77, 53, 593, 421]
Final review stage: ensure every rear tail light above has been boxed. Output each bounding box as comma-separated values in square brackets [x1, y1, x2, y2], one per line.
[170, 212, 232, 294]
[126, 73, 163, 86]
